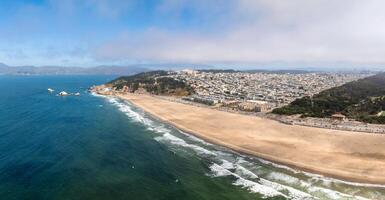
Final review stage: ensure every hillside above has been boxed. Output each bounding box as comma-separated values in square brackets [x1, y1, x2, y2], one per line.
[272, 73, 385, 123]
[109, 71, 194, 96]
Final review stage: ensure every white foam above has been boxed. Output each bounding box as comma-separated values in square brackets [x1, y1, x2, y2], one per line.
[90, 92, 104, 98]
[209, 163, 285, 198]
[152, 126, 171, 134]
[220, 159, 235, 169]
[102, 96, 179, 136]
[213, 150, 234, 158]
[115, 101, 147, 123]
[314, 175, 385, 189]
[233, 178, 287, 198]
[260, 178, 314, 200]
[266, 170, 373, 199]
[105, 97, 161, 129]
[212, 159, 316, 199]
[308, 186, 358, 200]
[234, 164, 259, 179]
[210, 163, 233, 177]
[267, 171, 310, 187]
[257, 157, 302, 174]
[178, 130, 213, 146]
[212, 157, 371, 199]
[232, 161, 314, 199]
[155, 133, 217, 156]
[257, 156, 385, 189]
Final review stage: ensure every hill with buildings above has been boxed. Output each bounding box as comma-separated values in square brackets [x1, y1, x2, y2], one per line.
[272, 73, 385, 123]
[109, 71, 194, 96]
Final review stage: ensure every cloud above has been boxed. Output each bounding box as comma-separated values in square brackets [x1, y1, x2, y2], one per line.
[48, 0, 136, 18]
[84, 0, 136, 18]
[93, 0, 385, 67]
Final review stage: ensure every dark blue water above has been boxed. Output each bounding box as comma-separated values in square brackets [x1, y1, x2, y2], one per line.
[0, 75, 383, 200]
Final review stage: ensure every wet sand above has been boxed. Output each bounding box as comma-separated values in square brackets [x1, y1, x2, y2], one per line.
[115, 93, 385, 184]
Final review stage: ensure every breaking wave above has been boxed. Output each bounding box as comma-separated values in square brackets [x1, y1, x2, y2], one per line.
[155, 133, 216, 156]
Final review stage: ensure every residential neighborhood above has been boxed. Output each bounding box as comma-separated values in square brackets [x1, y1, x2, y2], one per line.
[168, 70, 370, 111]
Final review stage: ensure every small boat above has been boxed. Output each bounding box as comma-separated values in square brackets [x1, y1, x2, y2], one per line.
[58, 91, 69, 96]
[48, 88, 54, 93]
[74, 92, 80, 96]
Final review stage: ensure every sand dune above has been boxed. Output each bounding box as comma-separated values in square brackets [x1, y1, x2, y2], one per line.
[116, 93, 385, 184]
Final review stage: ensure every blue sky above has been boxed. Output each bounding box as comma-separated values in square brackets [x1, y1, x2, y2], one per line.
[1, 0, 385, 69]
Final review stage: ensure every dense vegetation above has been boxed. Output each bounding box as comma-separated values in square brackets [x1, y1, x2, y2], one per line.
[109, 70, 194, 96]
[272, 73, 385, 123]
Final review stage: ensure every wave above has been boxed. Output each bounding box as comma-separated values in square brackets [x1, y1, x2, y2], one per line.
[155, 133, 217, 156]
[210, 163, 286, 198]
[178, 130, 213, 146]
[257, 155, 385, 189]
[240, 158, 373, 199]
[210, 159, 314, 199]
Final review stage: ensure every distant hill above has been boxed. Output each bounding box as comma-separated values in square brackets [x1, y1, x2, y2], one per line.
[272, 73, 385, 123]
[0, 63, 8, 68]
[0, 64, 147, 75]
[109, 70, 193, 96]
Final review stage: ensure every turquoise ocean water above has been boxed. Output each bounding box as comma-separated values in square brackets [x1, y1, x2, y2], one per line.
[0, 75, 384, 200]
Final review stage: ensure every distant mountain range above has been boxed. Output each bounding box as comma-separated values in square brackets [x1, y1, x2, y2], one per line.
[0, 63, 147, 75]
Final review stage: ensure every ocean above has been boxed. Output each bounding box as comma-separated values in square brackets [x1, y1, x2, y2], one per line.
[0, 75, 384, 200]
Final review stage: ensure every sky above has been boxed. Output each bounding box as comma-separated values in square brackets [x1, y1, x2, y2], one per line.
[1, 0, 385, 70]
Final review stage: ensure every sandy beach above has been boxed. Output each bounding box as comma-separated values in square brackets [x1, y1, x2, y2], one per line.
[114, 93, 385, 184]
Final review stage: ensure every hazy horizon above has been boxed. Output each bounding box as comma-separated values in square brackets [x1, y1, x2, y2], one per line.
[1, 62, 383, 72]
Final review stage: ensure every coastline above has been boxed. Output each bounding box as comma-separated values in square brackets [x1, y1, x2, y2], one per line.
[104, 92, 385, 185]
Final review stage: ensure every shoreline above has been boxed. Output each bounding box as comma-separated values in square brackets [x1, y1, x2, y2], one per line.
[100, 91, 385, 185]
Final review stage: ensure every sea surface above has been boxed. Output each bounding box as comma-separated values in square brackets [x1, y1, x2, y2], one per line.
[0, 75, 384, 200]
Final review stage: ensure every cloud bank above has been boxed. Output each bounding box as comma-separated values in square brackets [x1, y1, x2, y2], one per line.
[93, 0, 385, 68]
[1, 0, 385, 68]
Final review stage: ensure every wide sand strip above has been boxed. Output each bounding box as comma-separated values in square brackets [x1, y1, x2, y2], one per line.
[116, 93, 385, 184]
